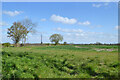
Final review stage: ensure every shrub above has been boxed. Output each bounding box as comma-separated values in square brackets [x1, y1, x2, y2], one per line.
[2, 43, 11, 47]
[10, 45, 14, 47]
[45, 43, 50, 46]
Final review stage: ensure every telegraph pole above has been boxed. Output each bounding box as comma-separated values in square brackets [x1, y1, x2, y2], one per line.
[41, 34, 43, 44]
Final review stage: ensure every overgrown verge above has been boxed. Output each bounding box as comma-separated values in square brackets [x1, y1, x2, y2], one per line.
[2, 51, 119, 78]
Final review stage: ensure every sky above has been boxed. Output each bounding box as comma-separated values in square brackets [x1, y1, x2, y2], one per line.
[1, 2, 118, 44]
[1, 0, 119, 2]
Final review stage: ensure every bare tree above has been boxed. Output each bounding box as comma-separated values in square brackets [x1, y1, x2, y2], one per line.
[21, 18, 37, 45]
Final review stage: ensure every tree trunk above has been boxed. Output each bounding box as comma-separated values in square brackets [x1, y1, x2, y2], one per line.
[55, 41, 58, 45]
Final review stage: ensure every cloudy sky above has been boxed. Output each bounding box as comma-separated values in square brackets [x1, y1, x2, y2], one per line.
[1, 2, 118, 44]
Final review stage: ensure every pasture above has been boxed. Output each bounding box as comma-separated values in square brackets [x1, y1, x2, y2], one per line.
[2, 45, 119, 78]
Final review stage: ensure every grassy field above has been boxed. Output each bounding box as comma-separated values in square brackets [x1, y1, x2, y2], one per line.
[2, 45, 119, 78]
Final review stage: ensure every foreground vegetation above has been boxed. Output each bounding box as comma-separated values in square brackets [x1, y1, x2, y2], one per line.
[2, 45, 119, 78]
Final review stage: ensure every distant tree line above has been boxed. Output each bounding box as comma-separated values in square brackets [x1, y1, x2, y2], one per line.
[2, 42, 119, 47]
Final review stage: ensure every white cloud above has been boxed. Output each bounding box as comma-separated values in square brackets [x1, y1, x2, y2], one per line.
[0, 22, 9, 27]
[104, 3, 109, 6]
[55, 27, 117, 43]
[50, 14, 77, 24]
[92, 4, 102, 8]
[1, 34, 13, 43]
[40, 18, 46, 21]
[56, 27, 83, 33]
[88, 25, 102, 28]
[92, 3, 109, 8]
[66, 33, 71, 36]
[3, 10, 23, 16]
[66, 32, 117, 44]
[75, 33, 84, 37]
[50, 14, 91, 26]
[115, 26, 120, 30]
[78, 21, 91, 25]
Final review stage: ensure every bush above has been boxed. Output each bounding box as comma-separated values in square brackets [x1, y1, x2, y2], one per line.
[2, 43, 11, 47]
[45, 43, 50, 46]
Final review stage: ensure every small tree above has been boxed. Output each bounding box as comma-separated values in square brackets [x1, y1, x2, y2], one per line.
[95, 42, 102, 45]
[49, 34, 63, 45]
[63, 42, 67, 45]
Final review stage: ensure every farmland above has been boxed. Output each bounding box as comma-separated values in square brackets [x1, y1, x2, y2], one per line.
[2, 45, 119, 78]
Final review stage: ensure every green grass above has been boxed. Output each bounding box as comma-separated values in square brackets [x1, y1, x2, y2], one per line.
[2, 45, 119, 78]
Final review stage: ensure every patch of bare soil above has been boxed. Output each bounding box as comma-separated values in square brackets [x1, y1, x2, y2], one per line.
[74, 46, 88, 48]
[94, 48, 118, 52]
[74, 46, 118, 52]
